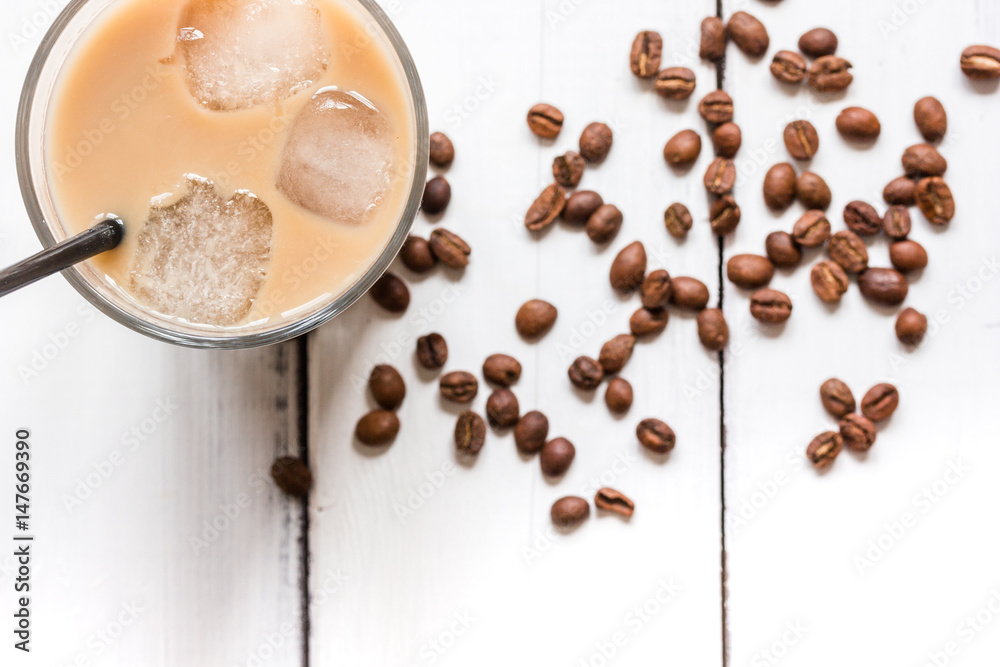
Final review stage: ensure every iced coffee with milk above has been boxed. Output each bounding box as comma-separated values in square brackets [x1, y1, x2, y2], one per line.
[46, 0, 418, 329]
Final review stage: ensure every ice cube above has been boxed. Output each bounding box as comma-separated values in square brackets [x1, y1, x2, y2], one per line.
[277, 88, 394, 224]
[129, 176, 273, 326]
[178, 0, 329, 111]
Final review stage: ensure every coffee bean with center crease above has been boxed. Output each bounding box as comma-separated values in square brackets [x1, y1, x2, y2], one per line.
[896, 308, 928, 346]
[862, 383, 899, 421]
[771, 51, 807, 84]
[844, 201, 882, 236]
[551, 496, 589, 528]
[763, 163, 797, 211]
[630, 307, 669, 337]
[527, 103, 563, 139]
[914, 97, 948, 143]
[569, 356, 604, 390]
[270, 457, 313, 497]
[784, 120, 819, 160]
[356, 410, 400, 446]
[792, 210, 831, 247]
[486, 388, 520, 428]
[630, 30, 662, 78]
[820, 378, 855, 418]
[960, 44, 1000, 80]
[700, 16, 727, 62]
[727, 11, 769, 58]
[889, 240, 928, 273]
[697, 308, 729, 351]
[807, 432, 843, 469]
[704, 157, 737, 195]
[828, 230, 868, 273]
[710, 195, 741, 235]
[727, 254, 774, 289]
[580, 122, 613, 162]
[858, 268, 908, 306]
[712, 123, 742, 158]
[516, 299, 558, 338]
[882, 206, 911, 240]
[903, 144, 947, 177]
[369, 365, 406, 410]
[799, 27, 838, 57]
[416, 333, 448, 370]
[586, 204, 624, 244]
[654, 67, 697, 101]
[916, 177, 955, 225]
[552, 151, 585, 188]
[750, 289, 793, 323]
[698, 90, 734, 124]
[564, 190, 604, 225]
[766, 231, 802, 268]
[883, 176, 917, 206]
[525, 183, 566, 232]
[670, 276, 710, 311]
[595, 488, 635, 518]
[400, 235, 437, 273]
[599, 334, 636, 374]
[641, 269, 672, 310]
[605, 378, 634, 414]
[840, 413, 877, 453]
[808, 56, 853, 92]
[439, 371, 478, 403]
[637, 418, 676, 454]
[811, 260, 849, 303]
[664, 129, 703, 168]
[664, 202, 693, 237]
[514, 411, 549, 455]
[796, 171, 832, 210]
[421, 176, 451, 214]
[541, 437, 576, 477]
[455, 411, 487, 454]
[609, 242, 647, 293]
[429, 132, 455, 168]
[483, 354, 522, 386]
[371, 272, 409, 313]
[429, 228, 471, 269]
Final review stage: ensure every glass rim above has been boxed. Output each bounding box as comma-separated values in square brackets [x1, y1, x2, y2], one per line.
[15, 0, 429, 349]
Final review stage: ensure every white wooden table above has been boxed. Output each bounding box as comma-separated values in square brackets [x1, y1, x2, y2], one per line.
[2, 1, 999, 665]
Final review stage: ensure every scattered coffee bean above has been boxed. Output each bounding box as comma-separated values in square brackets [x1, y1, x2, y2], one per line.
[709, 195, 741, 235]
[641, 269, 673, 310]
[858, 268, 908, 306]
[564, 190, 604, 225]
[525, 183, 567, 232]
[915, 177, 955, 225]
[914, 96, 947, 143]
[704, 157, 737, 195]
[630, 30, 663, 79]
[664, 129, 703, 168]
[784, 120, 819, 160]
[807, 431, 843, 469]
[712, 122, 742, 158]
[889, 240, 928, 273]
[637, 418, 676, 454]
[896, 308, 928, 346]
[796, 171, 832, 210]
[515, 411, 549, 455]
[727, 11, 769, 58]
[670, 276, 710, 311]
[552, 151, 586, 188]
[844, 200, 882, 236]
[698, 90, 734, 124]
[421, 176, 451, 215]
[356, 410, 400, 446]
[270, 457, 313, 497]
[416, 333, 448, 370]
[586, 204, 624, 244]
[551, 496, 589, 528]
[820, 378, 856, 418]
[763, 163, 797, 211]
[483, 354, 522, 386]
[630, 307, 669, 337]
[750, 288, 793, 324]
[792, 210, 832, 247]
[727, 253, 774, 289]
[766, 231, 802, 268]
[882, 206, 911, 240]
[610, 241, 647, 293]
[664, 202, 693, 237]
[799, 27, 838, 57]
[836, 106, 881, 141]
[605, 378, 634, 414]
[569, 356, 604, 390]
[902, 143, 947, 177]
[771, 50, 807, 84]
[455, 411, 487, 455]
[400, 235, 437, 273]
[527, 103, 564, 139]
[654, 67, 697, 100]
[811, 260, 850, 303]
[580, 122, 613, 162]
[883, 176, 917, 206]
[808, 55, 853, 93]
[599, 334, 636, 374]
[700, 16, 727, 62]
[595, 488, 635, 518]
[840, 413, 877, 453]
[828, 230, 869, 274]
[516, 299, 558, 338]
[960, 44, 1000, 80]
[429, 228, 471, 269]
[486, 388, 520, 428]
[697, 308, 729, 351]
[429, 132, 455, 168]
[371, 272, 410, 313]
[369, 365, 406, 410]
[439, 371, 479, 403]
[861, 383, 899, 421]
[541, 437, 576, 477]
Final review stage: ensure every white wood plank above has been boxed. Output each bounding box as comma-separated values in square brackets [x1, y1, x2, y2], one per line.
[722, 1, 1000, 665]
[309, 1, 724, 664]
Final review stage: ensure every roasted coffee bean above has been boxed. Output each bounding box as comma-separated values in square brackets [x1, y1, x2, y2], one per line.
[960, 44, 1000, 80]
[709, 195, 741, 235]
[552, 151, 585, 188]
[270, 457, 313, 497]
[808, 56, 853, 93]
[704, 157, 737, 195]
[369, 365, 406, 410]
[654, 67, 697, 100]
[551, 496, 589, 527]
[580, 122, 613, 162]
[599, 334, 636, 374]
[586, 204, 624, 244]
[568, 356, 604, 390]
[637, 418, 676, 454]
[811, 260, 849, 303]
[421, 176, 451, 214]
[670, 276, 710, 311]
[527, 103, 564, 139]
[861, 383, 899, 421]
[595, 488, 635, 518]
[630, 307, 669, 337]
[641, 269, 673, 310]
[541, 437, 576, 477]
[400, 235, 437, 273]
[799, 27, 838, 57]
[840, 414, 877, 453]
[356, 410, 400, 446]
[844, 201, 882, 236]
[486, 388, 520, 428]
[698, 90, 734, 124]
[882, 206, 911, 240]
[858, 268, 908, 306]
[455, 411, 487, 455]
[664, 129, 703, 168]
[820, 378, 856, 418]
[514, 411, 549, 455]
[700, 16, 727, 62]
[610, 241, 647, 293]
[605, 378, 634, 414]
[763, 163, 798, 211]
[828, 230, 868, 273]
[896, 308, 928, 346]
[792, 210, 832, 247]
[371, 272, 410, 313]
[766, 231, 802, 268]
[883, 176, 917, 206]
[630, 30, 663, 78]
[429, 131, 455, 168]
[416, 333, 448, 370]
[439, 371, 478, 403]
[807, 431, 843, 469]
[727, 11, 769, 58]
[712, 123, 742, 158]
[784, 120, 819, 160]
[429, 228, 471, 269]
[664, 202, 693, 237]
[889, 240, 928, 273]
[903, 144, 947, 177]
[796, 171, 832, 210]
[771, 50, 807, 84]
[697, 308, 729, 351]
[564, 190, 604, 225]
[916, 177, 955, 225]
[727, 254, 774, 289]
[750, 288, 793, 324]
[516, 299, 558, 338]
[483, 354, 522, 386]
[836, 106, 881, 142]
[914, 97, 947, 143]
[525, 183, 566, 232]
